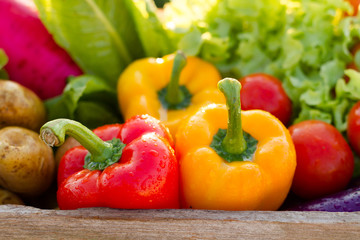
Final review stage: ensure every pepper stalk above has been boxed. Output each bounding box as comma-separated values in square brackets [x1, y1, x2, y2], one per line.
[158, 50, 191, 110]
[210, 78, 258, 162]
[218, 78, 247, 154]
[40, 119, 125, 170]
[165, 50, 187, 105]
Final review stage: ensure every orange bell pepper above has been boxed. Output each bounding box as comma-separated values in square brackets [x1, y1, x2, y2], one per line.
[175, 78, 297, 211]
[117, 51, 225, 136]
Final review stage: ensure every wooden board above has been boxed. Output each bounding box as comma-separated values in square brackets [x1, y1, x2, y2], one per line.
[0, 205, 359, 239]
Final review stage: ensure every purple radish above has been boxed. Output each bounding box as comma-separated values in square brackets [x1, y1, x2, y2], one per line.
[0, 0, 83, 100]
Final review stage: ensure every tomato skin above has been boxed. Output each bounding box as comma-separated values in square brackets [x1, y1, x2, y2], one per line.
[239, 73, 292, 126]
[289, 120, 354, 200]
[347, 101, 360, 156]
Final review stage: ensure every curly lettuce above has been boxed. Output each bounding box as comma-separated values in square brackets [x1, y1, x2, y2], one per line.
[162, 0, 360, 132]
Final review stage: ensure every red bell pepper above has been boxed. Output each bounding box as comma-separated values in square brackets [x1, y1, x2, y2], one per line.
[40, 115, 179, 210]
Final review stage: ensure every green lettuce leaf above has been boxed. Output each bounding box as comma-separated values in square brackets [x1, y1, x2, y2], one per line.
[0, 49, 8, 68]
[0, 49, 9, 79]
[45, 75, 122, 129]
[178, 27, 203, 56]
[131, 1, 174, 57]
[294, 69, 360, 132]
[34, 0, 174, 89]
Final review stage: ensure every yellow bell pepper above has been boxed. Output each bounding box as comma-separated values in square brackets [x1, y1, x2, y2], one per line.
[117, 51, 225, 136]
[175, 78, 296, 211]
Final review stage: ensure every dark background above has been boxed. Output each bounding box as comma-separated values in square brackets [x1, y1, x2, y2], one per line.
[154, 0, 169, 8]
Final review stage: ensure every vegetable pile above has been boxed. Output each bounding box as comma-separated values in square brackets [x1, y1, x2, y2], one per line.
[161, 0, 360, 132]
[1, 0, 360, 212]
[0, 79, 55, 206]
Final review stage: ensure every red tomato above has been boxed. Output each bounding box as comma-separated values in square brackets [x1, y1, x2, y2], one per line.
[347, 101, 360, 155]
[239, 73, 292, 126]
[345, 0, 360, 16]
[289, 120, 354, 200]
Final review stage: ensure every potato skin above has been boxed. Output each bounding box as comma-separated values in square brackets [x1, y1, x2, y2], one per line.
[0, 126, 55, 196]
[0, 80, 47, 131]
[0, 188, 24, 205]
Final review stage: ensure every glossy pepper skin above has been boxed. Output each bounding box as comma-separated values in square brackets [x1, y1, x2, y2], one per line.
[117, 51, 225, 136]
[175, 78, 296, 211]
[40, 115, 179, 210]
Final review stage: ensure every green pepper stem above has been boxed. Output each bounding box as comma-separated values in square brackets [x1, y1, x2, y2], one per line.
[218, 78, 247, 154]
[40, 119, 113, 164]
[165, 50, 187, 105]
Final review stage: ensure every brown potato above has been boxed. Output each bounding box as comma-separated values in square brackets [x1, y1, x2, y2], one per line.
[0, 80, 47, 131]
[0, 126, 55, 197]
[0, 188, 24, 205]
